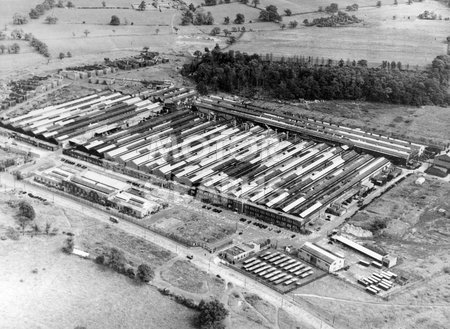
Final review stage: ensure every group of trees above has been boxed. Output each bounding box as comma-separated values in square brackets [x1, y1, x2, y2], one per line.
[0, 43, 21, 55]
[181, 9, 214, 25]
[29, 35, 50, 57]
[259, 5, 282, 22]
[303, 11, 362, 27]
[12, 13, 28, 25]
[182, 50, 450, 106]
[29, 0, 58, 20]
[59, 51, 72, 59]
[418, 10, 439, 20]
[346, 3, 359, 11]
[95, 247, 154, 282]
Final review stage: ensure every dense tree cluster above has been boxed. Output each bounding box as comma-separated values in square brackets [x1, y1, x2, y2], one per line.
[418, 10, 438, 19]
[259, 5, 282, 22]
[181, 9, 214, 25]
[303, 11, 362, 27]
[29, 35, 50, 57]
[325, 3, 339, 13]
[346, 3, 359, 11]
[29, 0, 56, 20]
[181, 50, 450, 106]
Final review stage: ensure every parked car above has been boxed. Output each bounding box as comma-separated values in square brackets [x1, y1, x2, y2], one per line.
[109, 216, 119, 224]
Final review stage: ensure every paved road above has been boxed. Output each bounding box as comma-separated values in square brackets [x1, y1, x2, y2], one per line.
[0, 171, 334, 329]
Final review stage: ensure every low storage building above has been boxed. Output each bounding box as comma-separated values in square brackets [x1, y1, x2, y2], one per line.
[298, 242, 345, 273]
[222, 242, 261, 262]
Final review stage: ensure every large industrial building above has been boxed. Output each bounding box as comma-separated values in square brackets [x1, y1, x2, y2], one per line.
[1, 90, 423, 231]
[298, 242, 345, 273]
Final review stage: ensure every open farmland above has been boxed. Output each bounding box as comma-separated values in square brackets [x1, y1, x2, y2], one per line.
[229, 1, 450, 66]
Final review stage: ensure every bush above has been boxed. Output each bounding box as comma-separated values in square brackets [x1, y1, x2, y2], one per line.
[62, 237, 74, 253]
[110, 15, 120, 25]
[370, 219, 387, 232]
[95, 255, 105, 265]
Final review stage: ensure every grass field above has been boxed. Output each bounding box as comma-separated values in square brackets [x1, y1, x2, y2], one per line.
[254, 99, 450, 146]
[228, 2, 450, 65]
[160, 259, 225, 295]
[0, 191, 196, 329]
[146, 204, 236, 245]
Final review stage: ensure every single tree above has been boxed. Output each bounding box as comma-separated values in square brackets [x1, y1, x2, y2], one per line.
[155, 28, 160, 34]
[234, 13, 245, 24]
[56, 0, 64, 8]
[66, 51, 72, 57]
[84, 29, 90, 37]
[289, 20, 298, 28]
[223, 29, 230, 36]
[193, 50, 202, 58]
[10, 43, 20, 54]
[45, 222, 51, 235]
[285, 9, 292, 16]
[137, 264, 154, 282]
[18, 201, 35, 220]
[108, 248, 126, 272]
[223, 16, 230, 24]
[45, 16, 58, 24]
[62, 237, 74, 253]
[0, 44, 6, 54]
[139, 1, 146, 11]
[188, 3, 196, 11]
[95, 255, 105, 265]
[102, 1, 106, 7]
[251, 0, 260, 8]
[281, 23, 286, 29]
[376, 1, 382, 7]
[29, 9, 40, 19]
[13, 13, 28, 25]
[197, 299, 229, 329]
[210, 27, 221, 36]
[59, 52, 65, 60]
[67, 1, 75, 8]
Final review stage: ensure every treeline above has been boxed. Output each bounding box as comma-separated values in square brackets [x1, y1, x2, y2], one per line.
[304, 11, 362, 27]
[181, 50, 450, 106]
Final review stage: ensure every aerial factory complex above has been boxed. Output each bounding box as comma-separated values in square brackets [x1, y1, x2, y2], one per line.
[1, 90, 423, 231]
[1, 1, 449, 328]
